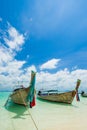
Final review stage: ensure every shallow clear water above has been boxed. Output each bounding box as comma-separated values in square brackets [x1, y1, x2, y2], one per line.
[0, 92, 87, 130]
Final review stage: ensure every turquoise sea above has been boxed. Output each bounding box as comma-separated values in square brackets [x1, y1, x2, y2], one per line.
[0, 92, 87, 130]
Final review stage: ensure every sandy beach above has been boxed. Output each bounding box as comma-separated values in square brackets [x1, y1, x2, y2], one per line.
[0, 92, 87, 130]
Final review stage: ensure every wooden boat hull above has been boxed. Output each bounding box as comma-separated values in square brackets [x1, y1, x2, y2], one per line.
[81, 91, 87, 97]
[10, 87, 30, 106]
[37, 79, 81, 104]
[37, 90, 76, 104]
[8, 71, 36, 106]
[81, 93, 87, 97]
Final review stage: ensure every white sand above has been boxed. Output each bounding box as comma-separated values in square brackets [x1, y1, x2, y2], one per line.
[0, 95, 87, 130]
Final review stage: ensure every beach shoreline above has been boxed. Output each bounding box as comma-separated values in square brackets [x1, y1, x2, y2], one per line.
[0, 92, 87, 130]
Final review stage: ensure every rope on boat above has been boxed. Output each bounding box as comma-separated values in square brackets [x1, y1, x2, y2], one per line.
[25, 106, 38, 130]
[18, 90, 38, 130]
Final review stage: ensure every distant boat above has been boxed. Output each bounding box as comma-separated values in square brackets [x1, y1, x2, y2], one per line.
[5, 71, 36, 107]
[37, 79, 81, 104]
[81, 91, 87, 97]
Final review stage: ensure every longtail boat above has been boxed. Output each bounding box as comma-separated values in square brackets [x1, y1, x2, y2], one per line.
[37, 79, 81, 104]
[81, 91, 87, 97]
[5, 71, 36, 107]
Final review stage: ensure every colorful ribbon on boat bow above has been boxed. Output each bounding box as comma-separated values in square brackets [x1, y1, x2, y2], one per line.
[27, 71, 36, 108]
[76, 79, 81, 101]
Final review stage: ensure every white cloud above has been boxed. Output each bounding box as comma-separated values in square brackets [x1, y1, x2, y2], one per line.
[4, 24, 25, 51]
[36, 69, 87, 92]
[1, 60, 26, 75]
[0, 20, 37, 91]
[0, 46, 13, 65]
[40, 58, 61, 70]
[27, 65, 37, 73]
[0, 22, 35, 91]
[0, 21, 87, 93]
[0, 22, 28, 90]
[0, 63, 37, 91]
[0, 23, 26, 74]
[18, 65, 37, 82]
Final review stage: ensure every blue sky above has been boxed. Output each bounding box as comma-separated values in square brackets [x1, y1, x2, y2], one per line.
[0, 0, 87, 91]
